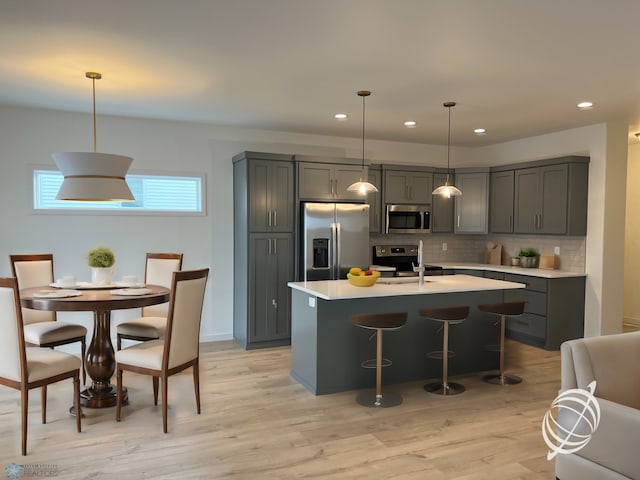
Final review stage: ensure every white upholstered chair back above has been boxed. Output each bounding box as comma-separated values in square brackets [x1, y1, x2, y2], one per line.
[164, 269, 208, 370]
[142, 254, 183, 318]
[10, 255, 55, 325]
[0, 278, 26, 382]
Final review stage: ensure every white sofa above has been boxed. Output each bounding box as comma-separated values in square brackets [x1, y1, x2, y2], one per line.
[556, 331, 640, 479]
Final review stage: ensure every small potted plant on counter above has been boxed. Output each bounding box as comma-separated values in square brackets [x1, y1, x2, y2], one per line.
[88, 246, 116, 285]
[518, 248, 539, 268]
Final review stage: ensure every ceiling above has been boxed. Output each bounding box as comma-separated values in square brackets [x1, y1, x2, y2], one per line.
[2, 0, 640, 147]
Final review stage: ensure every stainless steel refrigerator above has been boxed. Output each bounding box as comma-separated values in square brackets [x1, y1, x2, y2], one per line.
[302, 202, 370, 281]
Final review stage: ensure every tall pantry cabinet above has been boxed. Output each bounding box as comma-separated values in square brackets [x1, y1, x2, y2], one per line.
[233, 152, 294, 349]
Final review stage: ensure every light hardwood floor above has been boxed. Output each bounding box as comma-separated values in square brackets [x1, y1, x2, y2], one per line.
[0, 340, 561, 479]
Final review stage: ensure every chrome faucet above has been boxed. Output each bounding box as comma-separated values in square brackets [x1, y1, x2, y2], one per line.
[413, 240, 425, 287]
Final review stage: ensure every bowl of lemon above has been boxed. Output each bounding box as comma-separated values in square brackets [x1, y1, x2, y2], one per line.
[346, 267, 381, 287]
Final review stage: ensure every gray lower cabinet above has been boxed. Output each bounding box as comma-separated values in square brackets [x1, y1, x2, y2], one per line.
[245, 234, 293, 347]
[298, 162, 364, 201]
[454, 171, 489, 234]
[431, 173, 454, 233]
[502, 273, 585, 350]
[367, 166, 382, 233]
[489, 170, 515, 233]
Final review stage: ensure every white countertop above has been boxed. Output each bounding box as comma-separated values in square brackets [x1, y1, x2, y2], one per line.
[288, 274, 525, 301]
[429, 262, 586, 279]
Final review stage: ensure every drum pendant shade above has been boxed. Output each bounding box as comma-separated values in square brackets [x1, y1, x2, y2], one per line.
[53, 152, 134, 202]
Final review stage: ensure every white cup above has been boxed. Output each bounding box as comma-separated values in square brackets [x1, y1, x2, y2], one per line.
[122, 275, 138, 285]
[58, 275, 76, 287]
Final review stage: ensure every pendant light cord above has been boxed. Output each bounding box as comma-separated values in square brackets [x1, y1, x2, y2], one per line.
[447, 104, 451, 174]
[92, 75, 97, 153]
[361, 93, 366, 169]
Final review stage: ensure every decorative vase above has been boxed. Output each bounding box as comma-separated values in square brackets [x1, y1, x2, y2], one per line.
[91, 266, 114, 285]
[519, 256, 538, 268]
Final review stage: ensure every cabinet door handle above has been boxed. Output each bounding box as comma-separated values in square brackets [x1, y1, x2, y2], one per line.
[273, 211, 277, 227]
[272, 298, 278, 308]
[273, 238, 277, 255]
[268, 211, 272, 227]
[457, 215, 461, 228]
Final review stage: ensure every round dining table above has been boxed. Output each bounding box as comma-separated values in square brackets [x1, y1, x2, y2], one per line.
[20, 284, 170, 408]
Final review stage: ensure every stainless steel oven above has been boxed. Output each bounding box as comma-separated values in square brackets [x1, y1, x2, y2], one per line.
[385, 204, 431, 234]
[372, 245, 443, 277]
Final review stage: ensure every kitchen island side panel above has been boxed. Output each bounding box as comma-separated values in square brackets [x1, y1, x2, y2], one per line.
[290, 288, 504, 395]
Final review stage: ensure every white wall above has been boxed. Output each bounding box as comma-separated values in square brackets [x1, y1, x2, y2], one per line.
[0, 105, 623, 342]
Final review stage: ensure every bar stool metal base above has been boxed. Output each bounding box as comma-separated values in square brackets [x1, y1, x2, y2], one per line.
[356, 391, 403, 408]
[424, 381, 465, 395]
[483, 373, 522, 385]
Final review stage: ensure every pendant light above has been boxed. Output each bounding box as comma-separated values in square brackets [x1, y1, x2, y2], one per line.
[432, 101, 462, 198]
[347, 90, 379, 195]
[53, 72, 135, 202]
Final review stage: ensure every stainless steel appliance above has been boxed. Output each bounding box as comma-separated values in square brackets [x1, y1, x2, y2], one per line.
[385, 204, 431, 234]
[372, 244, 443, 276]
[302, 202, 370, 281]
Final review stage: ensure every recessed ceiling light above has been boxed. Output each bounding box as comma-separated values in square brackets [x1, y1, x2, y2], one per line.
[404, 121, 417, 128]
[334, 113, 348, 120]
[473, 128, 487, 135]
[577, 101, 594, 110]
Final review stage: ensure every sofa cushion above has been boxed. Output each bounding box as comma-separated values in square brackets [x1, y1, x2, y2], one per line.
[563, 331, 640, 410]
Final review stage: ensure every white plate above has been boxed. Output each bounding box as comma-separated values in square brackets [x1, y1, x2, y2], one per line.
[110, 288, 152, 296]
[50, 282, 121, 289]
[34, 289, 83, 298]
[113, 281, 147, 288]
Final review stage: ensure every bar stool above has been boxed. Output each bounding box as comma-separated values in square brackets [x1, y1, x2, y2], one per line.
[419, 305, 469, 395]
[478, 301, 526, 385]
[349, 311, 408, 408]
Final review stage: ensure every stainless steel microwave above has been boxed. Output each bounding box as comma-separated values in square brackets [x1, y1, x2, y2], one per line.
[385, 204, 431, 234]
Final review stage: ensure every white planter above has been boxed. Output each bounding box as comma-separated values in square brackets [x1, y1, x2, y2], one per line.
[91, 266, 114, 285]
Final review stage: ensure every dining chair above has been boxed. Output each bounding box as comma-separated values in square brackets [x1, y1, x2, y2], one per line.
[9, 254, 87, 384]
[0, 277, 81, 456]
[116, 267, 209, 433]
[116, 252, 183, 350]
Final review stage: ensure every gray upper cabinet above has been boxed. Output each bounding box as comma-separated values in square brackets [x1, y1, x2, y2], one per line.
[494, 156, 588, 236]
[298, 162, 364, 201]
[489, 170, 515, 233]
[367, 166, 382, 233]
[384, 170, 433, 204]
[248, 159, 294, 232]
[431, 172, 454, 233]
[454, 171, 489, 234]
[514, 165, 566, 234]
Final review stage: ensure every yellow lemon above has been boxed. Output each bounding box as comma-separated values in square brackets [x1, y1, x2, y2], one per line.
[349, 267, 362, 275]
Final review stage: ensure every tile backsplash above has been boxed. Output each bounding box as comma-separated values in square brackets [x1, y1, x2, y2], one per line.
[370, 233, 586, 273]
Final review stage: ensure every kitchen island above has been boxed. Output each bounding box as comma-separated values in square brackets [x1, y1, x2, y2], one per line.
[288, 274, 526, 395]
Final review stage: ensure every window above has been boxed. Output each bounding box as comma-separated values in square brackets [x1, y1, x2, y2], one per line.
[33, 169, 205, 214]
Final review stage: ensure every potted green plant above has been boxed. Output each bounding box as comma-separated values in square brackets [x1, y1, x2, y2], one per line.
[518, 248, 538, 268]
[88, 246, 115, 285]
